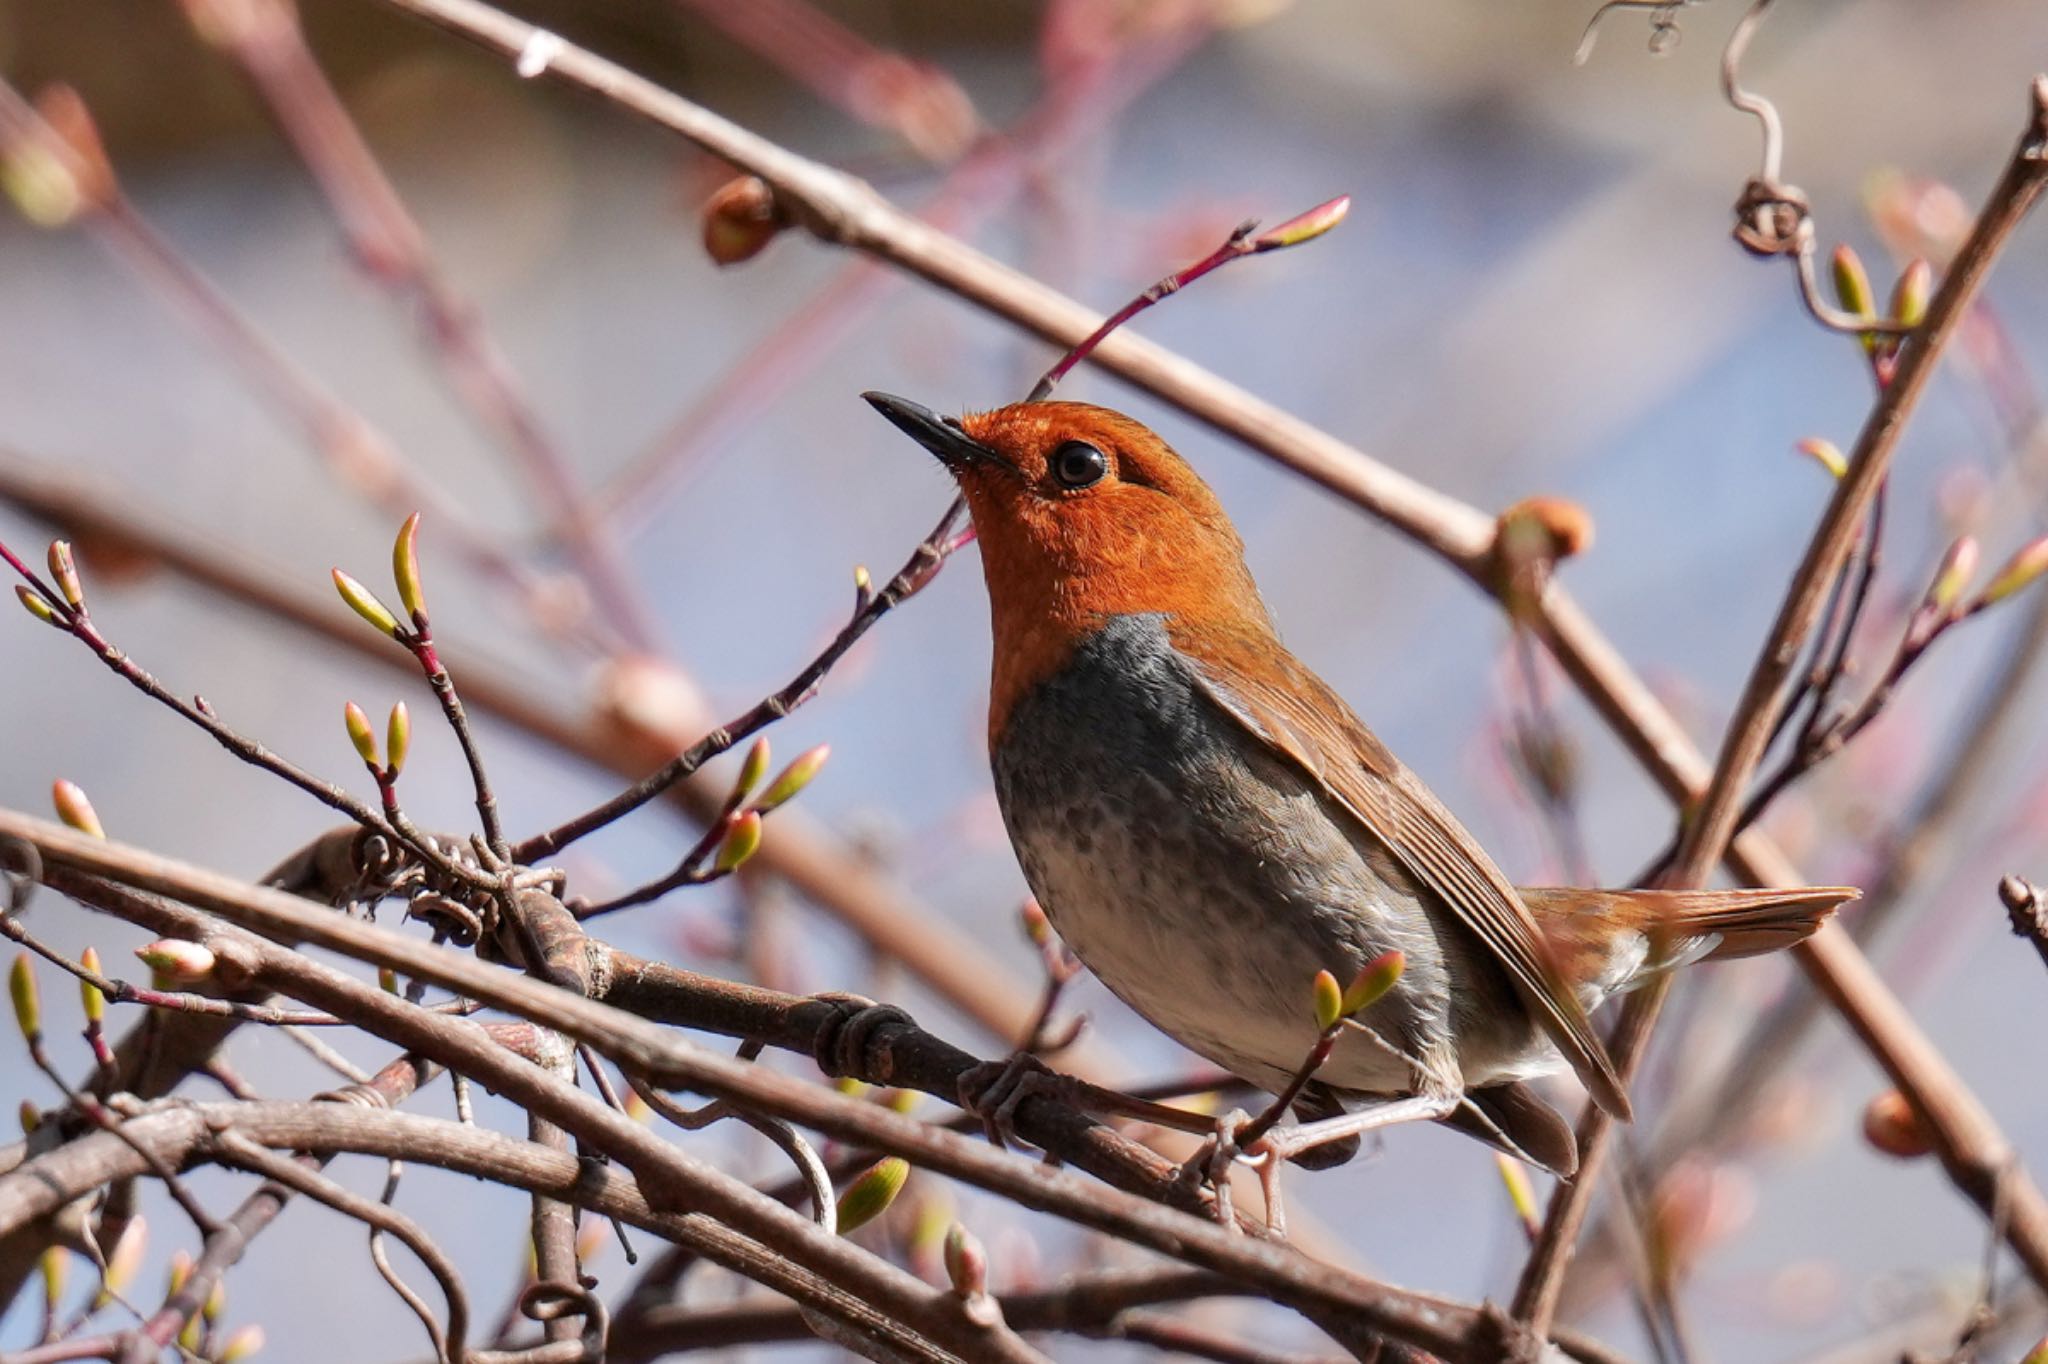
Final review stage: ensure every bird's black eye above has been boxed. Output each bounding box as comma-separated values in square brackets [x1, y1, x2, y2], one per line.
[1050, 440, 1109, 490]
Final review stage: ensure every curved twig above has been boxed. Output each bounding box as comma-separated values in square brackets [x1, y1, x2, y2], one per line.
[216, 1130, 467, 1363]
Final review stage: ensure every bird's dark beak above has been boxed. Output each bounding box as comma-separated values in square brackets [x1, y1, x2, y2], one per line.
[862, 391, 1001, 471]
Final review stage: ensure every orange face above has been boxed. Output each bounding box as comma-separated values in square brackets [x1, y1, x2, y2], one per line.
[867, 395, 1259, 617]
[865, 393, 1269, 733]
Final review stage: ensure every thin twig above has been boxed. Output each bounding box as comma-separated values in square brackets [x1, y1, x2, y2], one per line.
[513, 495, 966, 861]
[1514, 76, 2048, 1336]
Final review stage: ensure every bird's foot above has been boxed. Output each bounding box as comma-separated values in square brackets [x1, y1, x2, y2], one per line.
[958, 1053, 1227, 1160]
[956, 1050, 1059, 1155]
[1177, 1110, 1289, 1235]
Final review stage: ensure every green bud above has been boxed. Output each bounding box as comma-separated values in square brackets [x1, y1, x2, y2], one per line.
[392, 512, 426, 620]
[1340, 950, 1406, 1018]
[344, 702, 378, 768]
[853, 564, 872, 594]
[166, 1249, 193, 1296]
[713, 810, 763, 875]
[385, 701, 410, 778]
[1926, 536, 1980, 615]
[1831, 243, 1874, 319]
[46, 539, 82, 609]
[1311, 968, 1342, 1031]
[1251, 194, 1351, 251]
[733, 737, 771, 804]
[757, 744, 830, 812]
[20, 1100, 37, 1133]
[836, 1156, 910, 1234]
[52, 780, 105, 838]
[11, 954, 40, 1041]
[219, 1325, 266, 1363]
[79, 945, 104, 1024]
[16, 585, 60, 626]
[1495, 1151, 1540, 1237]
[1794, 437, 1847, 480]
[1889, 258, 1932, 329]
[332, 568, 401, 639]
[379, 966, 399, 995]
[942, 1222, 987, 1298]
[204, 1275, 226, 1322]
[40, 1246, 66, 1310]
[1981, 536, 2048, 605]
[0, 129, 84, 228]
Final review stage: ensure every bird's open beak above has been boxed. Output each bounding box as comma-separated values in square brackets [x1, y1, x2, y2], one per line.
[862, 391, 1002, 471]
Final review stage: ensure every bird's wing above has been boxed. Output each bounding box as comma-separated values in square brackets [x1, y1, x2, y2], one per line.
[1172, 622, 1631, 1120]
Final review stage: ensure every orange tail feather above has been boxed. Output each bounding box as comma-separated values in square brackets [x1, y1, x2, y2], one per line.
[1518, 885, 1858, 984]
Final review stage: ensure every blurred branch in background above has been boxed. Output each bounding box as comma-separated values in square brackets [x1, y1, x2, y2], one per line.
[374, 0, 2048, 1312]
[1517, 70, 2048, 1341]
[3, 0, 2047, 1359]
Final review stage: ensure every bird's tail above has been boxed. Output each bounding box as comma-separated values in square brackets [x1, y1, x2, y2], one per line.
[1519, 885, 1858, 991]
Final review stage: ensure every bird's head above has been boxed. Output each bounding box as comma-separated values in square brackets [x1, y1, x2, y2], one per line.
[862, 393, 1265, 636]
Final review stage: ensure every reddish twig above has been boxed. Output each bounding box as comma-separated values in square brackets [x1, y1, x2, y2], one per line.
[513, 496, 966, 862]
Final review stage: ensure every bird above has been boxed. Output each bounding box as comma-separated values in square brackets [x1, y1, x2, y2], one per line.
[863, 391, 1856, 1181]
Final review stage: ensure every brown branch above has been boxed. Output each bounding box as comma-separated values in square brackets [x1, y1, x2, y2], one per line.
[0, 78, 608, 661]
[608, 1264, 1238, 1359]
[6, 850, 1045, 1361]
[0, 450, 1058, 1055]
[360, 0, 2048, 1327]
[0, 1102, 998, 1364]
[180, 0, 663, 653]
[16, 7, 2045, 1348]
[1676, 77, 2048, 901]
[2000, 876, 2048, 976]
[512, 496, 965, 862]
[1514, 76, 2048, 1336]
[3, 811, 1617, 1364]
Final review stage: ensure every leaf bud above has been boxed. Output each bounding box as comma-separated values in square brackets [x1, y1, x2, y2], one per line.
[1340, 950, 1406, 1018]
[52, 780, 105, 838]
[10, 954, 40, 1041]
[392, 512, 427, 620]
[385, 701, 410, 778]
[835, 1156, 910, 1234]
[332, 568, 401, 639]
[702, 176, 786, 266]
[344, 702, 379, 768]
[757, 744, 830, 811]
[713, 810, 763, 874]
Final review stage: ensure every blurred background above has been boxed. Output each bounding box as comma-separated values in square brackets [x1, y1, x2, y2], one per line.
[3, 0, 2048, 1359]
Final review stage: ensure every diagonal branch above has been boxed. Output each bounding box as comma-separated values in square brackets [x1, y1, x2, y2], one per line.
[3, 811, 1612, 1363]
[1513, 76, 2048, 1336]
[363, 0, 2048, 1316]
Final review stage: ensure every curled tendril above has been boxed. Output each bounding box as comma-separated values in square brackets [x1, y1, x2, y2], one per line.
[407, 892, 484, 947]
[1575, 0, 1697, 65]
[1732, 177, 1811, 258]
[629, 1043, 839, 1232]
[0, 837, 40, 916]
[521, 1279, 608, 1336]
[352, 830, 409, 894]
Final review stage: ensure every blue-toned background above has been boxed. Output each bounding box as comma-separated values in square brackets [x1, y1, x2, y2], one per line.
[4, 1, 2047, 1358]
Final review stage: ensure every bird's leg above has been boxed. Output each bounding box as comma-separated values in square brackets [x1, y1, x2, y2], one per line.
[1256, 1089, 1462, 1165]
[1184, 1087, 1463, 1233]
